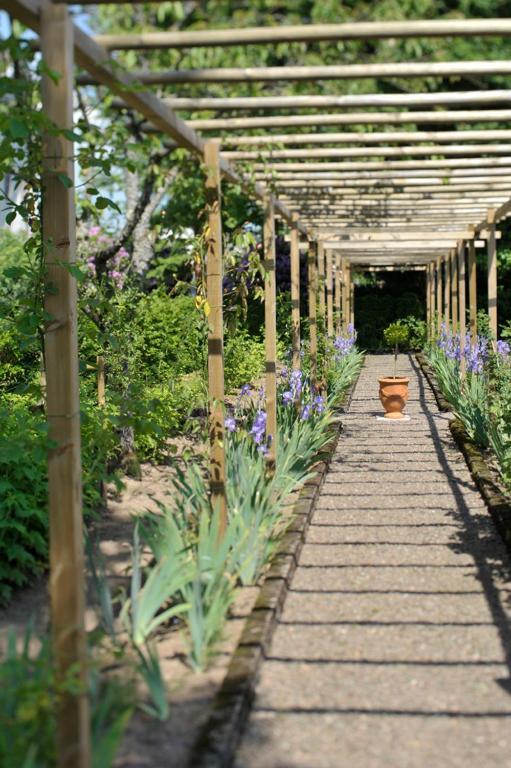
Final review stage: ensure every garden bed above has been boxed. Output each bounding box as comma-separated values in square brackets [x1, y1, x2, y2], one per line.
[416, 352, 511, 555]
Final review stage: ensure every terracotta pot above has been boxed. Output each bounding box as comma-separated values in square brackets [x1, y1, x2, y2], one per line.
[378, 377, 410, 419]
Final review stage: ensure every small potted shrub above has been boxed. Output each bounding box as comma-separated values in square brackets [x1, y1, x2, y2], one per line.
[379, 323, 410, 419]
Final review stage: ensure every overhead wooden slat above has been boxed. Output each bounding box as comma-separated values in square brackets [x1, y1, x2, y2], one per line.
[185, 109, 511, 131]
[164, 90, 511, 111]
[226, 144, 511, 160]
[93, 19, 511, 49]
[78, 60, 511, 85]
[224, 129, 511, 146]
[251, 158, 511, 171]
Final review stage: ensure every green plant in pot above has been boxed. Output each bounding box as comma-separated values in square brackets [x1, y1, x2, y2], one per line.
[379, 323, 411, 420]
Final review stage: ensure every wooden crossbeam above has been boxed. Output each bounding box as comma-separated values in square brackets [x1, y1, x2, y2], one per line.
[255, 170, 511, 181]
[186, 109, 511, 131]
[78, 60, 511, 85]
[225, 145, 511, 160]
[93, 19, 511, 49]
[164, 90, 511, 111]
[251, 158, 511, 171]
[224, 129, 511, 146]
[271, 182, 511, 193]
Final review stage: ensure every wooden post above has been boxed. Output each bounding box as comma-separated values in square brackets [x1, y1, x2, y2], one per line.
[468, 232, 478, 340]
[444, 252, 451, 326]
[204, 139, 227, 531]
[317, 240, 326, 329]
[340, 257, 347, 331]
[344, 260, 352, 330]
[458, 242, 467, 373]
[487, 208, 498, 338]
[40, 5, 90, 767]
[334, 252, 341, 335]
[451, 250, 459, 332]
[350, 276, 355, 327]
[426, 265, 432, 327]
[264, 193, 278, 471]
[436, 257, 442, 335]
[96, 355, 105, 406]
[326, 247, 334, 336]
[308, 239, 318, 386]
[290, 212, 301, 371]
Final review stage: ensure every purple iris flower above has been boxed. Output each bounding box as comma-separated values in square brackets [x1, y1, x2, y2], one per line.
[301, 404, 311, 421]
[250, 410, 267, 445]
[497, 339, 511, 357]
[225, 415, 236, 432]
[314, 395, 325, 414]
[282, 390, 294, 405]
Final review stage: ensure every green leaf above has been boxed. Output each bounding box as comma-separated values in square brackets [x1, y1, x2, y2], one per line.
[56, 172, 73, 189]
[8, 118, 29, 139]
[95, 196, 121, 213]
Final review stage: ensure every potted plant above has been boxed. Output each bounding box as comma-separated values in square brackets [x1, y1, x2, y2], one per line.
[379, 322, 410, 419]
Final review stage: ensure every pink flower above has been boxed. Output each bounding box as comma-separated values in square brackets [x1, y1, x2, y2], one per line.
[88, 226, 100, 237]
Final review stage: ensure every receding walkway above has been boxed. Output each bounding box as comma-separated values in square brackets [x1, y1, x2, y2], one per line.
[236, 354, 511, 768]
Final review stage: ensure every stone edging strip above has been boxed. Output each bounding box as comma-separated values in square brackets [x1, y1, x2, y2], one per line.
[416, 352, 511, 553]
[187, 370, 361, 768]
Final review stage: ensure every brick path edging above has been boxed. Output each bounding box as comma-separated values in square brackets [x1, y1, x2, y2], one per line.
[187, 368, 362, 768]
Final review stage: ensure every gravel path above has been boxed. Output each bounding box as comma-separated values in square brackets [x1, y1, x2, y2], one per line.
[235, 354, 511, 768]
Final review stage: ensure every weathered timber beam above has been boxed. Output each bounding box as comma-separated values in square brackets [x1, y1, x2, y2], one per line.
[93, 20, 511, 50]
[224, 129, 511, 146]
[255, 170, 511, 181]
[78, 60, 511, 85]
[251, 158, 511, 171]
[269, 182, 511, 193]
[164, 90, 511, 111]
[225, 145, 511, 160]
[184, 109, 511, 131]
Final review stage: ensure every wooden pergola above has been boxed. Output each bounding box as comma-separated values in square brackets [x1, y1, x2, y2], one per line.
[3, 3, 511, 765]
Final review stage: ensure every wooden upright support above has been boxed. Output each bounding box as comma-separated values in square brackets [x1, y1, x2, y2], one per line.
[430, 262, 436, 323]
[264, 194, 278, 471]
[326, 247, 334, 336]
[317, 240, 326, 328]
[308, 239, 318, 386]
[487, 208, 498, 338]
[444, 253, 451, 326]
[40, 5, 90, 767]
[290, 212, 301, 371]
[340, 258, 347, 331]
[350, 277, 355, 327]
[344, 261, 352, 330]
[204, 139, 227, 531]
[334, 252, 342, 335]
[468, 232, 478, 340]
[426, 265, 432, 326]
[436, 256, 443, 334]
[458, 241, 467, 373]
[451, 250, 459, 333]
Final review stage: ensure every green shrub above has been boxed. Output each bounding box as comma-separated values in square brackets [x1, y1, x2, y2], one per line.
[134, 374, 206, 460]
[133, 292, 206, 379]
[0, 395, 48, 603]
[224, 330, 265, 391]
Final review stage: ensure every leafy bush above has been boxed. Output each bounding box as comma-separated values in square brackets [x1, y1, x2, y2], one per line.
[132, 291, 206, 379]
[224, 330, 265, 391]
[0, 395, 48, 603]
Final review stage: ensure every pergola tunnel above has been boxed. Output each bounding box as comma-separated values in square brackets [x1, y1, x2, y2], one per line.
[2, 3, 511, 768]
